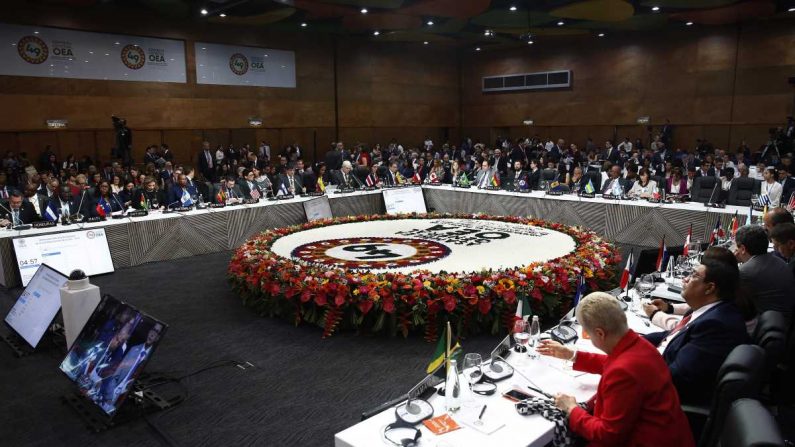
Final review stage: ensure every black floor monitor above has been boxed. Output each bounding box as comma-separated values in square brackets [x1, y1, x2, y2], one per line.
[59, 295, 167, 417]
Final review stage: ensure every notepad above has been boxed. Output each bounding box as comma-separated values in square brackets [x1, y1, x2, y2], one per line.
[423, 414, 461, 435]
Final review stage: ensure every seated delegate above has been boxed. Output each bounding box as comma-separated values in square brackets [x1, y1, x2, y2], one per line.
[537, 292, 694, 447]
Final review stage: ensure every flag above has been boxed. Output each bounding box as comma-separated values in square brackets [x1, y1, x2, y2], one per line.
[44, 201, 59, 221]
[180, 188, 193, 206]
[278, 183, 289, 196]
[655, 236, 668, 271]
[429, 171, 439, 183]
[139, 193, 148, 210]
[317, 177, 326, 193]
[514, 295, 531, 321]
[709, 219, 724, 245]
[426, 321, 461, 375]
[683, 224, 692, 256]
[216, 189, 227, 203]
[458, 172, 470, 186]
[572, 275, 586, 309]
[365, 173, 377, 187]
[95, 198, 111, 217]
[788, 191, 795, 211]
[652, 186, 661, 200]
[730, 212, 739, 239]
[584, 179, 595, 194]
[758, 194, 771, 206]
[412, 172, 421, 184]
[491, 174, 500, 187]
[549, 180, 560, 190]
[763, 205, 768, 221]
[619, 250, 634, 291]
[396, 172, 405, 185]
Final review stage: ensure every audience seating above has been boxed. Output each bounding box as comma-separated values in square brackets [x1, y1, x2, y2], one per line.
[720, 399, 785, 447]
[727, 177, 761, 206]
[540, 169, 559, 184]
[691, 176, 720, 203]
[683, 344, 765, 447]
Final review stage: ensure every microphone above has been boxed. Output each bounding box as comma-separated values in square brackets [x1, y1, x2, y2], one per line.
[112, 194, 127, 216]
[706, 179, 720, 206]
[351, 173, 364, 189]
[75, 188, 87, 218]
[165, 199, 181, 209]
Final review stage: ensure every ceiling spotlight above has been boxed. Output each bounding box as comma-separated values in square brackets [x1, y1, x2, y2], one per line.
[300, 22, 307, 27]
[200, 8, 208, 15]
[423, 41, 429, 45]
[360, 8, 368, 14]
[484, 29, 493, 36]
[373, 30, 380, 36]
[219, 13, 226, 18]
[527, 40, 534, 45]
[426, 20, 434, 26]
[510, 5, 517, 11]
[34, 31, 39, 34]
[652, 6, 660, 12]
[475, 47, 481, 51]
[789, 7, 795, 12]
[557, 21, 565, 26]
[686, 21, 694, 26]
[598, 32, 605, 37]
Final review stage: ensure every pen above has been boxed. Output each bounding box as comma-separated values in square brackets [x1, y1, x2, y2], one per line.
[478, 405, 487, 421]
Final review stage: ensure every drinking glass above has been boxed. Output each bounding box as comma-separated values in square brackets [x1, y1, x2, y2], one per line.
[463, 353, 483, 388]
[513, 319, 529, 354]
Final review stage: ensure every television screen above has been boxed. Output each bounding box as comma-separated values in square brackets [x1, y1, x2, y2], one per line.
[382, 186, 427, 215]
[4, 264, 68, 348]
[59, 295, 167, 416]
[303, 195, 333, 221]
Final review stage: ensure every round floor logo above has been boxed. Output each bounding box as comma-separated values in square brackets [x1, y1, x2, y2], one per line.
[229, 53, 249, 76]
[17, 35, 49, 64]
[291, 237, 451, 269]
[121, 44, 145, 70]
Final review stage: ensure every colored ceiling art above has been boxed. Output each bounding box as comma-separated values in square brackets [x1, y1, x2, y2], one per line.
[40, 0, 791, 48]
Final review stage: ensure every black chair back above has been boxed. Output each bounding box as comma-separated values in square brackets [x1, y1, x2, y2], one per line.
[697, 344, 766, 447]
[727, 177, 758, 206]
[720, 399, 785, 447]
[541, 169, 559, 182]
[752, 311, 788, 382]
[691, 176, 719, 203]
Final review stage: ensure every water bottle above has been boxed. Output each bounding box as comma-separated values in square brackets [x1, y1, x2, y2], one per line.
[529, 316, 541, 359]
[199, 194, 204, 205]
[445, 359, 461, 412]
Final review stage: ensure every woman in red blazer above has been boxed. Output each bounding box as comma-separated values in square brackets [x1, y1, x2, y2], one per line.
[538, 292, 694, 447]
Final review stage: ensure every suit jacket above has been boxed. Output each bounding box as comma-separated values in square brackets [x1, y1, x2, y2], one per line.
[381, 169, 401, 186]
[570, 330, 694, 447]
[474, 168, 497, 188]
[331, 170, 357, 188]
[666, 177, 689, 195]
[527, 169, 541, 190]
[739, 254, 795, 323]
[197, 150, 215, 176]
[324, 150, 342, 171]
[167, 184, 199, 207]
[604, 147, 621, 164]
[1, 201, 40, 224]
[216, 185, 243, 203]
[239, 180, 263, 199]
[44, 196, 94, 221]
[277, 174, 304, 194]
[645, 301, 749, 405]
[601, 177, 628, 195]
[781, 176, 795, 205]
[505, 170, 528, 190]
[491, 156, 508, 176]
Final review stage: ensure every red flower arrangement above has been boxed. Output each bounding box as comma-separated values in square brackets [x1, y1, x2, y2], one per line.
[228, 213, 620, 339]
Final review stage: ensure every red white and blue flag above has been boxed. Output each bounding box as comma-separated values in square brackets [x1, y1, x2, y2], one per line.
[683, 224, 692, 256]
[709, 219, 725, 245]
[619, 250, 634, 291]
[655, 236, 668, 271]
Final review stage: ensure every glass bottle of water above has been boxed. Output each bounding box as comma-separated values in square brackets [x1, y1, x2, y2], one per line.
[529, 316, 541, 359]
[445, 359, 461, 412]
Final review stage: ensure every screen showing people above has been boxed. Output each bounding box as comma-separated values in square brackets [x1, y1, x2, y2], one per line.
[59, 295, 167, 416]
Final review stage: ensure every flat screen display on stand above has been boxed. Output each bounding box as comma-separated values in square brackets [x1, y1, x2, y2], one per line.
[59, 295, 167, 417]
[3, 264, 68, 348]
[382, 187, 427, 215]
[303, 195, 333, 221]
[12, 228, 115, 286]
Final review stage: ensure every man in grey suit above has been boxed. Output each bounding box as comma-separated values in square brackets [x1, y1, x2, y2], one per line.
[474, 159, 498, 188]
[331, 160, 360, 189]
[734, 225, 795, 325]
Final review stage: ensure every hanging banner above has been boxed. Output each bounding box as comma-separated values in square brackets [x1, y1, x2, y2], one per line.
[0, 22, 186, 83]
[194, 42, 295, 88]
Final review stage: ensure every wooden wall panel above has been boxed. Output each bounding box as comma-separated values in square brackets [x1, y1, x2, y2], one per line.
[230, 129, 256, 150]
[161, 130, 196, 165]
[0, 134, 19, 155]
[95, 130, 116, 161]
[17, 132, 58, 159]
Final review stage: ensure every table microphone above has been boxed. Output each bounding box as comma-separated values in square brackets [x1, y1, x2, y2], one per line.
[706, 180, 720, 206]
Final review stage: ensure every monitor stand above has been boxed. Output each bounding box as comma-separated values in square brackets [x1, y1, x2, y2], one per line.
[0, 324, 66, 358]
[62, 374, 185, 433]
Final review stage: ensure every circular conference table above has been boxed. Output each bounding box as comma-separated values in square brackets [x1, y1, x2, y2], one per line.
[0, 185, 758, 287]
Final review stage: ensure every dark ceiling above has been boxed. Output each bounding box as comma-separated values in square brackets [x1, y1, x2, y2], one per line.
[34, 0, 795, 48]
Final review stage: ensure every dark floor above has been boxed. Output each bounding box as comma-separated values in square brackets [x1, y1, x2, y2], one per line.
[0, 250, 504, 447]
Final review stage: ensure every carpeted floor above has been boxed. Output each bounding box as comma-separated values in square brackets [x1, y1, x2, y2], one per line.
[0, 250, 505, 447]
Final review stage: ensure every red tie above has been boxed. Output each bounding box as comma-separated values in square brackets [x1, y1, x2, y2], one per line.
[668, 313, 692, 338]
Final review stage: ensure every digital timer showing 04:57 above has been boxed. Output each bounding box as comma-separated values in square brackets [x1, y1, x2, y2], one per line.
[18, 259, 39, 267]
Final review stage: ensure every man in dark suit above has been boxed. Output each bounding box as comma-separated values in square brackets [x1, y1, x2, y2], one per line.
[505, 160, 528, 191]
[491, 148, 508, 177]
[603, 141, 620, 164]
[197, 141, 215, 182]
[166, 174, 198, 208]
[695, 160, 716, 177]
[331, 161, 359, 189]
[324, 143, 343, 172]
[644, 257, 750, 405]
[778, 168, 795, 206]
[216, 176, 243, 204]
[0, 191, 40, 226]
[44, 185, 94, 222]
[769, 223, 795, 278]
[277, 165, 305, 195]
[735, 225, 795, 325]
[239, 169, 263, 200]
[381, 161, 402, 186]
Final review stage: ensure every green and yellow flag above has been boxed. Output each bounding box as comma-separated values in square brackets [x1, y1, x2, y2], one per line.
[426, 322, 461, 374]
[317, 177, 326, 193]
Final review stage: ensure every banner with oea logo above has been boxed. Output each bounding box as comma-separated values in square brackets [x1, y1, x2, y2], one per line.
[0, 22, 186, 83]
[194, 42, 295, 88]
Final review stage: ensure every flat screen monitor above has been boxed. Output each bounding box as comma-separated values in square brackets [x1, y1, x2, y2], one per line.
[12, 228, 115, 286]
[3, 264, 68, 348]
[59, 295, 167, 417]
[303, 195, 333, 221]
[382, 186, 427, 215]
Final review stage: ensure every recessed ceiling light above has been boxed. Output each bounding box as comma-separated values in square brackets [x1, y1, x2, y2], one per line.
[686, 21, 694, 26]
[789, 7, 795, 12]
[373, 30, 380, 36]
[652, 6, 660, 12]
[201, 47, 206, 50]
[300, 22, 307, 27]
[89, 51, 93, 54]
[484, 29, 493, 36]
[510, 6, 517, 11]
[475, 47, 481, 51]
[423, 41, 429, 45]
[361, 8, 368, 14]
[200, 9, 208, 15]
[33, 31, 39, 34]
[426, 20, 434, 26]
[527, 40, 534, 45]
[557, 21, 565, 26]
[114, 42, 120, 45]
[219, 13, 226, 18]
[598, 33, 605, 37]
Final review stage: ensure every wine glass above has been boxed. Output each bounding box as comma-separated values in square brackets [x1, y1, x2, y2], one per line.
[513, 319, 529, 354]
[528, 316, 541, 360]
[463, 353, 483, 388]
